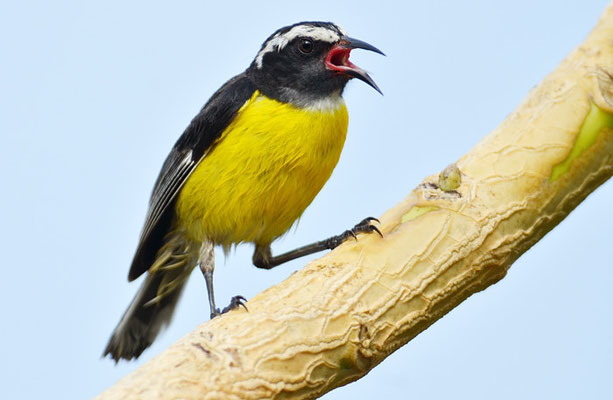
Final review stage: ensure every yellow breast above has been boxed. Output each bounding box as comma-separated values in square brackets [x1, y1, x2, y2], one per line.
[175, 91, 349, 246]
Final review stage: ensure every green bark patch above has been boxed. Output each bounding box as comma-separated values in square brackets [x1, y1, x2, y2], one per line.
[550, 102, 613, 182]
[401, 206, 439, 223]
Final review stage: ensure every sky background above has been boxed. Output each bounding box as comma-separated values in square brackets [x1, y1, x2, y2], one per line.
[1, 1, 611, 399]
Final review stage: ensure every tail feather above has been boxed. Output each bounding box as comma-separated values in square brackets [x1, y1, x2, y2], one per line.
[104, 232, 200, 362]
[103, 273, 187, 361]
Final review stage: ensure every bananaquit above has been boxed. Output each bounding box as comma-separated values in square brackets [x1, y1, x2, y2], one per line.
[104, 21, 384, 361]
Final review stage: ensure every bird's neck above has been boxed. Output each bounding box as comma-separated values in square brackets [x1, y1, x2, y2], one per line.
[245, 68, 348, 110]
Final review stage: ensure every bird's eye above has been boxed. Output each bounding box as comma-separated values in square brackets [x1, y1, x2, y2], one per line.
[298, 39, 313, 54]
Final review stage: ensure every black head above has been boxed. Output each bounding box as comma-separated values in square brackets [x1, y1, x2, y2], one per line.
[246, 21, 383, 107]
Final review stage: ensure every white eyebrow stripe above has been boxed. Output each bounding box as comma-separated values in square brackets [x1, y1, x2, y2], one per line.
[254, 25, 345, 69]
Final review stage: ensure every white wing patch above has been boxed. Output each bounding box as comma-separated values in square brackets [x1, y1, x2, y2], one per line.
[255, 24, 346, 69]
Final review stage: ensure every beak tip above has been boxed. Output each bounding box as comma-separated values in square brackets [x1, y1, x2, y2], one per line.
[339, 35, 384, 94]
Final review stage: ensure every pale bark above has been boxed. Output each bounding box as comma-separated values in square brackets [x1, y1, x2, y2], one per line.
[98, 4, 613, 399]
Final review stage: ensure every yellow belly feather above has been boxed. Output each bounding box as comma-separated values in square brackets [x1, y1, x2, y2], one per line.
[175, 91, 348, 246]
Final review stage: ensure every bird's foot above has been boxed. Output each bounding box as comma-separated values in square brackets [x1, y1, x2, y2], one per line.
[325, 217, 383, 250]
[210, 295, 248, 319]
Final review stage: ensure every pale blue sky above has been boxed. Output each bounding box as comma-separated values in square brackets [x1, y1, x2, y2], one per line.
[1, 1, 611, 399]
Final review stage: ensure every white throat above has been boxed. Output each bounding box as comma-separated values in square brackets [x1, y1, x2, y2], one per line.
[299, 93, 345, 112]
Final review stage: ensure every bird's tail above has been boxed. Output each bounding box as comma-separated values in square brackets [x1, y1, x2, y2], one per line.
[103, 232, 200, 362]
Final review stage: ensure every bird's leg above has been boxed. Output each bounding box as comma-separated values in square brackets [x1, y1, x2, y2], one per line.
[198, 242, 247, 318]
[198, 243, 219, 318]
[200, 263, 218, 318]
[253, 217, 382, 269]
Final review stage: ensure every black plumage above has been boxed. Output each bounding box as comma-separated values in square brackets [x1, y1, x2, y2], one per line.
[128, 74, 256, 281]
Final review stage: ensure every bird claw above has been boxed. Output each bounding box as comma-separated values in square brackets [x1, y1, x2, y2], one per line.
[211, 296, 248, 318]
[326, 216, 382, 250]
[352, 217, 383, 237]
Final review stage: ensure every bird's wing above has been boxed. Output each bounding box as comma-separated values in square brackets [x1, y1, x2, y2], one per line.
[128, 73, 256, 281]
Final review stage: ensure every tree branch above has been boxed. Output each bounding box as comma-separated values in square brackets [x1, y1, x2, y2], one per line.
[98, 4, 613, 399]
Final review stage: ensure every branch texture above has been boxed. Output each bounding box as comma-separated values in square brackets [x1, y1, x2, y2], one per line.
[98, 4, 613, 399]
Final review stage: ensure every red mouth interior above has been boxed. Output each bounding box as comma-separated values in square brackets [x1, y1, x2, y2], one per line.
[325, 46, 357, 72]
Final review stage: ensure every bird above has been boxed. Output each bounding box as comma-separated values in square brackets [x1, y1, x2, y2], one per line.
[104, 21, 384, 362]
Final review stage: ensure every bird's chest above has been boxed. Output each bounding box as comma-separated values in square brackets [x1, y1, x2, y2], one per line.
[176, 94, 349, 245]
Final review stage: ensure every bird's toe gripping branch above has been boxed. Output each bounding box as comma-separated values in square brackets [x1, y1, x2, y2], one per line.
[325, 217, 383, 250]
[212, 295, 248, 318]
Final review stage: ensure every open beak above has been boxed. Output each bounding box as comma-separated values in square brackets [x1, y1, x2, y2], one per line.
[325, 36, 385, 94]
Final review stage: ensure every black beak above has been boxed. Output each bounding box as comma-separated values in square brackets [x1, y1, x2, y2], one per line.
[339, 36, 385, 94]
[341, 36, 385, 56]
